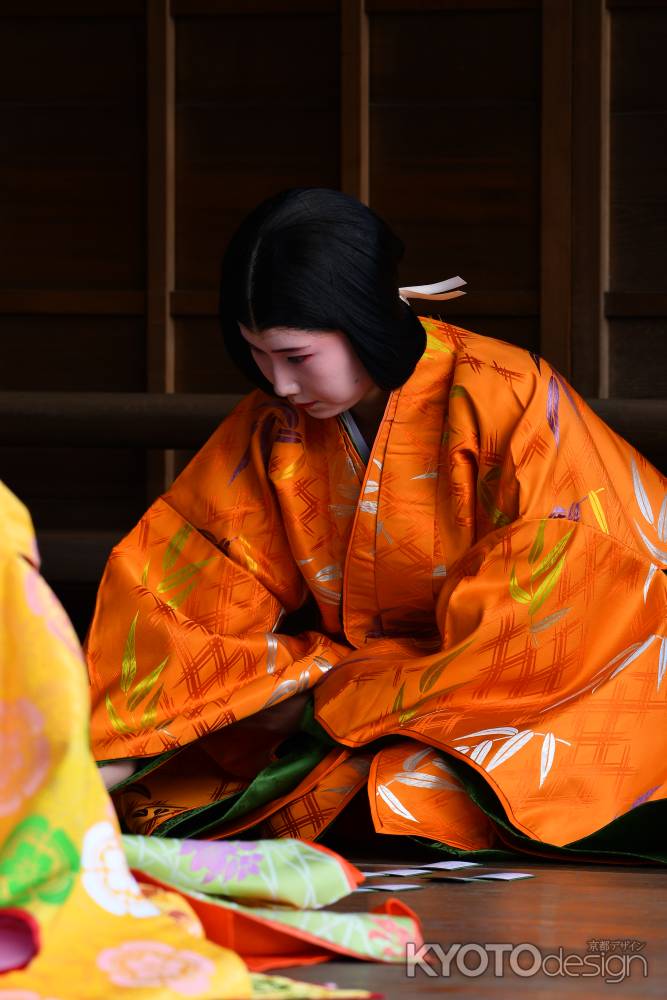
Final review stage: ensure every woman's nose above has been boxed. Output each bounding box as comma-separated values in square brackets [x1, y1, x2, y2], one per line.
[271, 364, 299, 397]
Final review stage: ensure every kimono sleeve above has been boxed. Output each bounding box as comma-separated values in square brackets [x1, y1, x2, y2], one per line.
[86, 393, 350, 762]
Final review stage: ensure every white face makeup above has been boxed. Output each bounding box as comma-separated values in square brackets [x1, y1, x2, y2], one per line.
[238, 323, 379, 420]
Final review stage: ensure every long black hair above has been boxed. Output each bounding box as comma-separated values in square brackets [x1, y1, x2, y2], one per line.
[219, 188, 426, 393]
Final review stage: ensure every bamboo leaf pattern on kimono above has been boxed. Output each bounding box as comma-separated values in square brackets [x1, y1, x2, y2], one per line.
[162, 523, 193, 572]
[402, 747, 433, 771]
[377, 784, 417, 822]
[546, 375, 560, 447]
[510, 566, 532, 605]
[105, 693, 134, 735]
[658, 495, 667, 541]
[528, 519, 546, 565]
[588, 490, 609, 534]
[643, 564, 658, 604]
[424, 331, 454, 357]
[157, 558, 214, 594]
[658, 638, 667, 691]
[456, 726, 519, 740]
[631, 457, 654, 525]
[393, 771, 462, 792]
[127, 656, 169, 711]
[120, 611, 139, 693]
[529, 351, 541, 373]
[530, 607, 571, 634]
[265, 634, 278, 675]
[141, 684, 164, 729]
[392, 683, 405, 713]
[272, 452, 306, 481]
[469, 739, 494, 764]
[263, 679, 298, 709]
[608, 634, 657, 681]
[313, 655, 334, 674]
[528, 555, 567, 617]
[634, 521, 667, 566]
[530, 528, 574, 581]
[477, 472, 510, 528]
[166, 579, 199, 610]
[449, 384, 469, 399]
[228, 444, 252, 485]
[418, 639, 474, 694]
[485, 730, 535, 772]
[141, 559, 150, 586]
[540, 733, 555, 787]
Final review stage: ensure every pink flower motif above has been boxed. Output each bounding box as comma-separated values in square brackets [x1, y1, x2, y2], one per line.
[179, 840, 262, 884]
[0, 993, 62, 1000]
[97, 941, 215, 995]
[23, 566, 82, 663]
[368, 916, 414, 959]
[0, 700, 50, 816]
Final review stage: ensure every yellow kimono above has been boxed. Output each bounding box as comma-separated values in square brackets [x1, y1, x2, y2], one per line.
[87, 320, 667, 858]
[0, 482, 419, 996]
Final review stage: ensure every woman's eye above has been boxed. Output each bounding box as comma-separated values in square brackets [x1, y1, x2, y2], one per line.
[287, 355, 309, 365]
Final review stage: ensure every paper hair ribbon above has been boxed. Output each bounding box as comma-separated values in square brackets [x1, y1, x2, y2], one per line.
[399, 275, 466, 305]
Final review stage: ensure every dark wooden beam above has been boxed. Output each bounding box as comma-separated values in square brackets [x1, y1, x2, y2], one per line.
[341, 0, 369, 203]
[540, 0, 574, 378]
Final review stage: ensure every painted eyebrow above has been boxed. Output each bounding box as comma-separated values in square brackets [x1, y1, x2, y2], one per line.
[248, 344, 312, 354]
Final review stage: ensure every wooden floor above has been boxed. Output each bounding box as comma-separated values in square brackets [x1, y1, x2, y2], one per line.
[278, 858, 667, 998]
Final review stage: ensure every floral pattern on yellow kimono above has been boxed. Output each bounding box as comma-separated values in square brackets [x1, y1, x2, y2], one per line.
[0, 483, 414, 998]
[86, 320, 667, 856]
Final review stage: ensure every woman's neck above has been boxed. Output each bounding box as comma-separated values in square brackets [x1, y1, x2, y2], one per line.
[349, 386, 390, 447]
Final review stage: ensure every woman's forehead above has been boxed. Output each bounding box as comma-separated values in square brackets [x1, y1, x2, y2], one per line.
[239, 323, 336, 350]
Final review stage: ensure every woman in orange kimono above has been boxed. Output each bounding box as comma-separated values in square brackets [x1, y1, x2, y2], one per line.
[87, 188, 667, 862]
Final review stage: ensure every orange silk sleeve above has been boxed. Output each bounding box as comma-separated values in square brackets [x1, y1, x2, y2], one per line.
[86, 393, 350, 762]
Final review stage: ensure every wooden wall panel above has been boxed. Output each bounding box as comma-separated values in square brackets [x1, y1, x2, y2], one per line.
[610, 8, 667, 291]
[609, 320, 667, 398]
[173, 11, 341, 295]
[0, 8, 147, 556]
[0, 317, 146, 392]
[1, 448, 146, 531]
[0, 15, 146, 292]
[1, 1, 664, 633]
[607, 4, 667, 397]
[173, 318, 254, 393]
[368, 5, 541, 353]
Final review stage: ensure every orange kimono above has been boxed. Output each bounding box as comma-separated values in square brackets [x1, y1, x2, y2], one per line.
[87, 320, 667, 859]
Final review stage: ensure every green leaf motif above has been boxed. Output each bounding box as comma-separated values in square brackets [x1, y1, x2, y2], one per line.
[141, 684, 164, 729]
[450, 384, 469, 399]
[478, 479, 510, 528]
[120, 611, 139, 693]
[162, 523, 193, 573]
[141, 558, 151, 587]
[392, 683, 405, 713]
[127, 656, 169, 711]
[509, 565, 532, 605]
[105, 692, 134, 735]
[529, 554, 567, 617]
[157, 557, 214, 594]
[419, 640, 474, 694]
[530, 528, 574, 582]
[528, 519, 546, 565]
[166, 579, 199, 610]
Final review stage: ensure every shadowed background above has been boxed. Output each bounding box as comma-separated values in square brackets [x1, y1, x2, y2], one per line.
[0, 0, 665, 635]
